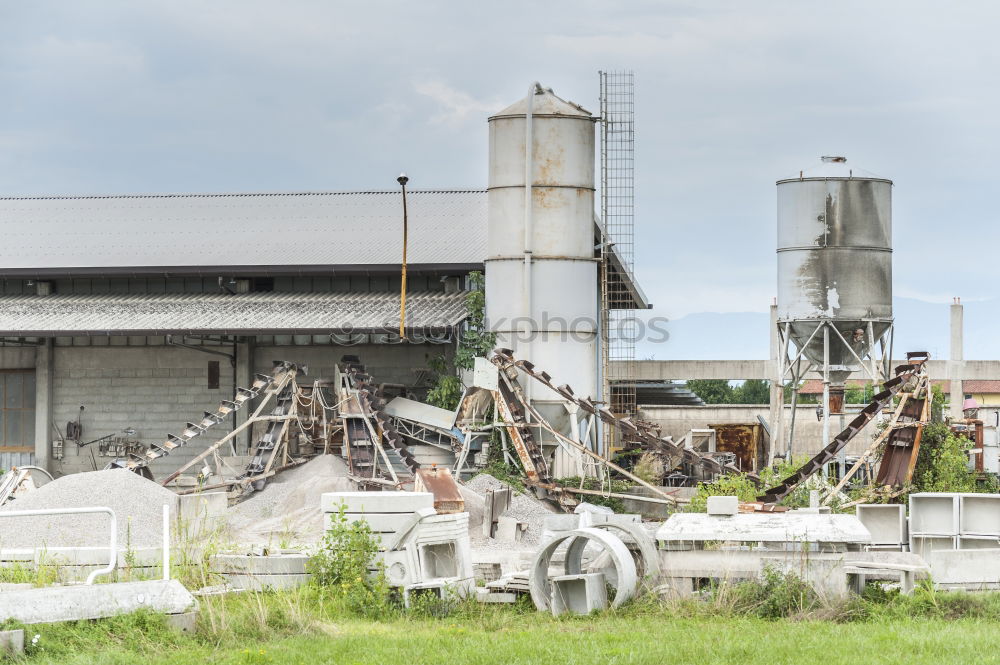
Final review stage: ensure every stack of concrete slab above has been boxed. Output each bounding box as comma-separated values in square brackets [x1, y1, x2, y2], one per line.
[856, 504, 908, 551]
[908, 493, 1000, 589]
[320, 491, 434, 548]
[210, 552, 310, 591]
[655, 512, 872, 599]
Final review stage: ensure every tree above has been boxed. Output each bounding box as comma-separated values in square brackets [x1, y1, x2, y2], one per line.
[686, 379, 735, 404]
[733, 379, 770, 404]
[426, 272, 496, 410]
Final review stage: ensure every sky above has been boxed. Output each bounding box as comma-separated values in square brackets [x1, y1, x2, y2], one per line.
[2, 1, 999, 357]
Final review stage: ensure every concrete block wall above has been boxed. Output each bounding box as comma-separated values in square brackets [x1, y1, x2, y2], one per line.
[52, 347, 235, 478]
[639, 404, 882, 459]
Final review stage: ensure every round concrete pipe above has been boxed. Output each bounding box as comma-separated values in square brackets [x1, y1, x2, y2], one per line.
[562, 522, 660, 584]
[528, 527, 638, 611]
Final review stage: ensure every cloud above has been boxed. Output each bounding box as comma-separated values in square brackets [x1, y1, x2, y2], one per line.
[413, 80, 500, 127]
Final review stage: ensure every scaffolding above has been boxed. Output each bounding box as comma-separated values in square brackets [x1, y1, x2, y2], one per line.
[599, 70, 637, 446]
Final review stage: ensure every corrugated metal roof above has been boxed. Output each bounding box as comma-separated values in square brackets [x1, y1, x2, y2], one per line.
[0, 190, 486, 273]
[0, 291, 468, 336]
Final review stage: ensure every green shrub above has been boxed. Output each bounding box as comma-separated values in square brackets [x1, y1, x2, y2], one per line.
[723, 567, 819, 619]
[910, 422, 977, 494]
[307, 504, 390, 617]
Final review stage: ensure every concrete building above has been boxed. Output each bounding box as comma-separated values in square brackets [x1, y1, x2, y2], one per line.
[0, 89, 647, 478]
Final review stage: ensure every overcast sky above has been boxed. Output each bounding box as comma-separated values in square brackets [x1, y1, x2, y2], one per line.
[2, 1, 997, 327]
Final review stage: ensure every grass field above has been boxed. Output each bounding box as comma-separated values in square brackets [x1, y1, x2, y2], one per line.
[8, 587, 1000, 665]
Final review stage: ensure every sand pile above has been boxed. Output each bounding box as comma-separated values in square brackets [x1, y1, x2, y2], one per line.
[0, 469, 179, 549]
[226, 454, 355, 545]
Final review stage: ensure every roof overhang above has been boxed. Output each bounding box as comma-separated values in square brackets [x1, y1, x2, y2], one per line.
[0, 291, 469, 337]
[594, 216, 651, 310]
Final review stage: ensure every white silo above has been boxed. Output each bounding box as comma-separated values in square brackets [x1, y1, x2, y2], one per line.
[775, 156, 894, 458]
[485, 84, 599, 463]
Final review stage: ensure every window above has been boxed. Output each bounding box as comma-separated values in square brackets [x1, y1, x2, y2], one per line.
[0, 370, 35, 452]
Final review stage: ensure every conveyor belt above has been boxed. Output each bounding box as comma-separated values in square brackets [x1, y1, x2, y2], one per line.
[757, 351, 929, 503]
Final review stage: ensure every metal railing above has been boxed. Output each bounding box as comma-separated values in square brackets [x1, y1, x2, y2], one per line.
[0, 507, 116, 585]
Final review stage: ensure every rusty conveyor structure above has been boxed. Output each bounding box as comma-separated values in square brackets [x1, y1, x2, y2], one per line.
[491, 349, 753, 492]
[758, 351, 929, 504]
[124, 361, 297, 475]
[341, 362, 420, 485]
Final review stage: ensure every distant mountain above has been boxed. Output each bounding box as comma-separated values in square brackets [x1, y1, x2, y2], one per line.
[637, 297, 997, 361]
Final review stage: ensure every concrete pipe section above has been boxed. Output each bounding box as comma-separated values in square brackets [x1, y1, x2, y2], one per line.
[529, 527, 638, 611]
[563, 521, 660, 583]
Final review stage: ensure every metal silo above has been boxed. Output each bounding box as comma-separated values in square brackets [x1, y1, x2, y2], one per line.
[775, 156, 894, 460]
[484, 83, 599, 474]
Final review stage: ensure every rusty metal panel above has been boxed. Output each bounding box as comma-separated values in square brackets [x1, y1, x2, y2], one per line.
[708, 423, 762, 473]
[414, 467, 464, 514]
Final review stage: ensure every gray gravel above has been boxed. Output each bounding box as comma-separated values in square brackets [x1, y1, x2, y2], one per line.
[463, 473, 558, 549]
[226, 454, 355, 545]
[0, 469, 179, 549]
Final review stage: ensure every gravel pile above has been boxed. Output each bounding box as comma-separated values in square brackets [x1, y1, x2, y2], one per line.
[0, 469, 179, 549]
[463, 473, 558, 549]
[226, 454, 355, 545]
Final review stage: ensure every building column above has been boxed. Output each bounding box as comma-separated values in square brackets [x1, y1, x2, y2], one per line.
[34, 339, 53, 472]
[768, 303, 784, 465]
[234, 338, 255, 454]
[949, 298, 964, 420]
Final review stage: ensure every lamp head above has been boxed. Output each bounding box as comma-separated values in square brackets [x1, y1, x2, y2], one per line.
[397, 173, 409, 186]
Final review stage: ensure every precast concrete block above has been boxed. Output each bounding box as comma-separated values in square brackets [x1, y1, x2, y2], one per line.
[928, 548, 1000, 588]
[856, 504, 907, 545]
[342, 512, 416, 533]
[959, 494, 1000, 535]
[223, 573, 311, 591]
[321, 491, 433, 514]
[0, 629, 24, 655]
[550, 573, 608, 616]
[958, 536, 1000, 550]
[178, 492, 228, 523]
[165, 611, 198, 634]
[707, 496, 739, 516]
[210, 553, 309, 575]
[909, 493, 960, 535]
[910, 535, 957, 560]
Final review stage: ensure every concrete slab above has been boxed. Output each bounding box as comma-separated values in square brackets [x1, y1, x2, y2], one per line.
[656, 513, 871, 547]
[321, 491, 433, 514]
[959, 536, 1000, 550]
[223, 573, 311, 591]
[928, 548, 1000, 588]
[211, 553, 309, 575]
[0, 580, 196, 625]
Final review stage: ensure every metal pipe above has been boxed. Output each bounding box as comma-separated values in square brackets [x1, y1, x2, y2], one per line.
[822, 325, 830, 479]
[397, 173, 410, 340]
[162, 504, 170, 581]
[522, 82, 540, 406]
[0, 507, 116, 584]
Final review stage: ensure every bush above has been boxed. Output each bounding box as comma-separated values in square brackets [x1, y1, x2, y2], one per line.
[307, 504, 390, 617]
[723, 567, 819, 619]
[910, 423, 977, 494]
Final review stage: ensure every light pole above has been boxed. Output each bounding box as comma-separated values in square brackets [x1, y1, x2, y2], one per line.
[397, 173, 409, 341]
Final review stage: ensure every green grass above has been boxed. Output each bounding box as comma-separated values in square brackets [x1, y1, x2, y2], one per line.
[7, 587, 1000, 665]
